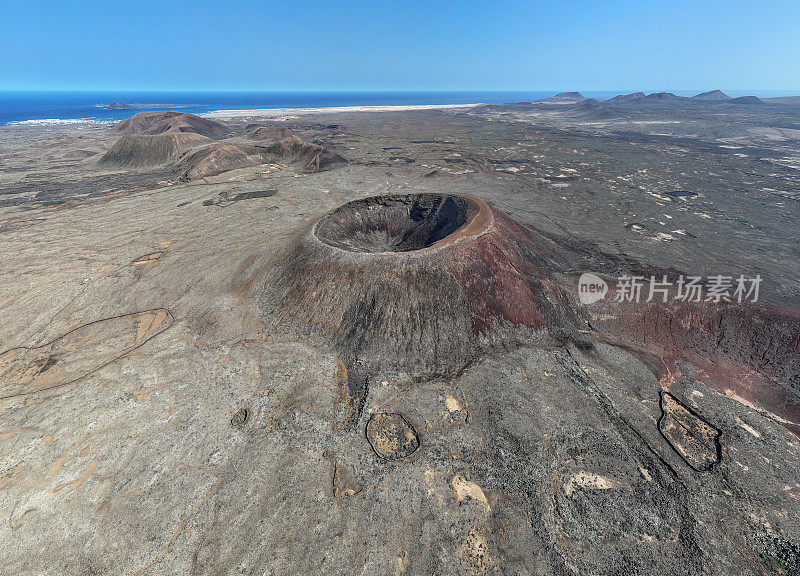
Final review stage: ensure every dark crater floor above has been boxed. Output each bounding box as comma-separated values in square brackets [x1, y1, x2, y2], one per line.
[314, 193, 478, 253]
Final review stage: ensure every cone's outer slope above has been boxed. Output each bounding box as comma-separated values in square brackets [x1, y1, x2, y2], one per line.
[258, 194, 579, 379]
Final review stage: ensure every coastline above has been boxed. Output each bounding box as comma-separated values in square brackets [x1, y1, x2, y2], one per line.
[200, 103, 482, 120]
[5, 91, 800, 127]
[2, 103, 483, 127]
[4, 118, 114, 127]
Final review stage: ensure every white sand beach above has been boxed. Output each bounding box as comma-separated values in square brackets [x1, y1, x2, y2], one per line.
[200, 102, 481, 120]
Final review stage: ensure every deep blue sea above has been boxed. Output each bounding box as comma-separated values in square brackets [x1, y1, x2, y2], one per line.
[0, 91, 563, 125]
[1, 90, 795, 126]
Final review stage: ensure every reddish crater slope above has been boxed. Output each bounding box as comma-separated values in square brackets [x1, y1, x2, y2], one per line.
[594, 297, 800, 437]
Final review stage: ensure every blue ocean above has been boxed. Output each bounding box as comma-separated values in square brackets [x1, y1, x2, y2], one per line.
[0, 91, 613, 125]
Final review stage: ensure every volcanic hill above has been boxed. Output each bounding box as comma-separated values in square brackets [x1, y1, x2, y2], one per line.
[99, 112, 345, 179]
[116, 110, 230, 139]
[691, 89, 731, 101]
[248, 193, 585, 423]
[98, 133, 212, 169]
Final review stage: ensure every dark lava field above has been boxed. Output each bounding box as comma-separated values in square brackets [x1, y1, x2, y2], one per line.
[1, 94, 799, 575]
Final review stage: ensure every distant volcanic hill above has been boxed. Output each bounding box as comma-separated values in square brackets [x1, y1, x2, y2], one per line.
[252, 194, 584, 393]
[602, 91, 687, 105]
[603, 91, 688, 107]
[116, 110, 230, 139]
[98, 133, 211, 169]
[644, 92, 686, 102]
[534, 92, 587, 105]
[246, 125, 346, 172]
[176, 143, 267, 180]
[260, 130, 346, 173]
[728, 95, 764, 105]
[691, 89, 731, 101]
[565, 100, 621, 120]
[247, 125, 298, 141]
[100, 112, 346, 179]
[607, 92, 646, 103]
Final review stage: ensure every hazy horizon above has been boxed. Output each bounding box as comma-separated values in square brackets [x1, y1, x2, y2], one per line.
[2, 89, 800, 95]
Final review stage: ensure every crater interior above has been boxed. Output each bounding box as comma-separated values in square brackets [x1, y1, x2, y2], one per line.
[314, 193, 478, 253]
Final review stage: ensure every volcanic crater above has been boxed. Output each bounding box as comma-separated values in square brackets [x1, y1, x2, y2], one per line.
[314, 193, 480, 253]
[255, 193, 583, 390]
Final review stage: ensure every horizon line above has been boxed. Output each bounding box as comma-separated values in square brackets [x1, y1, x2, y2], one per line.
[2, 88, 800, 94]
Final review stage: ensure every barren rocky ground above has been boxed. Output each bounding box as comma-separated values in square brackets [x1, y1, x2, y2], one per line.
[1, 100, 799, 575]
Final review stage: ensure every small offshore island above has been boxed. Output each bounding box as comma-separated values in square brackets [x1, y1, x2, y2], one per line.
[101, 102, 205, 110]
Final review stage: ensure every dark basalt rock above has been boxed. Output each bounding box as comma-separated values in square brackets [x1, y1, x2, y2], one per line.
[230, 407, 248, 428]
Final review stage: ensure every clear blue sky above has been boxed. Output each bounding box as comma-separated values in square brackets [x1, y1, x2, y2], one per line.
[1, 0, 798, 91]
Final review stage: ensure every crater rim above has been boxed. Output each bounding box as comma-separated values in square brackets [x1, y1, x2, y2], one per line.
[312, 193, 491, 255]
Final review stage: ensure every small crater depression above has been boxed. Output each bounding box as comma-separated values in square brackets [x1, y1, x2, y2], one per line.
[366, 412, 420, 460]
[314, 193, 479, 253]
